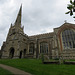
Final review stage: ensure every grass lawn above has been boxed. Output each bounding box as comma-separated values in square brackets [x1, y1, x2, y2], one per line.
[0, 67, 13, 75]
[0, 59, 75, 75]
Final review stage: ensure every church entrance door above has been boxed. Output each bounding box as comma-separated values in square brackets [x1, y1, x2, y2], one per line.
[9, 47, 15, 58]
[19, 51, 22, 58]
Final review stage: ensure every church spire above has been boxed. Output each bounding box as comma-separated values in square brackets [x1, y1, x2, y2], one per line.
[15, 4, 22, 26]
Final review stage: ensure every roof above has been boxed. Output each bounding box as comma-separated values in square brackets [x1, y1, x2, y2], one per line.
[29, 32, 54, 39]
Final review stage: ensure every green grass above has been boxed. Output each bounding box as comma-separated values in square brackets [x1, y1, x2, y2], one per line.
[0, 67, 13, 75]
[0, 59, 75, 75]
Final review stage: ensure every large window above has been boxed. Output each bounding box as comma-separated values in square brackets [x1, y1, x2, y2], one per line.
[29, 43, 34, 54]
[40, 42, 48, 54]
[62, 29, 75, 49]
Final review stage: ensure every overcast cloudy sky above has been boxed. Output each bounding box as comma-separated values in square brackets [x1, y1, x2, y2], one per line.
[0, 0, 75, 48]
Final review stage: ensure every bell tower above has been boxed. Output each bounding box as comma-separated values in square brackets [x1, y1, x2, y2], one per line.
[1, 5, 29, 59]
[7, 5, 24, 39]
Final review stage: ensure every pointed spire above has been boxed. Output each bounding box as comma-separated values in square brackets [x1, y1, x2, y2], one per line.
[15, 4, 22, 26]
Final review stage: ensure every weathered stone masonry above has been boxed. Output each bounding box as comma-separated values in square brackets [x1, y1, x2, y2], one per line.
[1, 5, 75, 59]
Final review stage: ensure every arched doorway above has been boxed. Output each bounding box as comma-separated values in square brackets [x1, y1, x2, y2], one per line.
[9, 47, 15, 58]
[19, 51, 22, 58]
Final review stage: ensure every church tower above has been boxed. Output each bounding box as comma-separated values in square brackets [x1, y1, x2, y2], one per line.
[7, 4, 24, 38]
[1, 5, 28, 59]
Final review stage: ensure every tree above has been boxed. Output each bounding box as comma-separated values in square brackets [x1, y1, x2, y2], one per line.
[66, 0, 75, 18]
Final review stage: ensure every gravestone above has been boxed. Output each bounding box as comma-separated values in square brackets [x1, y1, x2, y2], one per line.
[44, 55, 50, 62]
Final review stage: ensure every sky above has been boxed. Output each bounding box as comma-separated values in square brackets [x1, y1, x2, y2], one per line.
[0, 0, 75, 48]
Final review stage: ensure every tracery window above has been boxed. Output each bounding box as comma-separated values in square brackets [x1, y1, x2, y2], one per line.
[62, 29, 75, 49]
[40, 42, 48, 54]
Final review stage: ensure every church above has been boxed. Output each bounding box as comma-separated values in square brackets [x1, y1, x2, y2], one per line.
[1, 5, 75, 59]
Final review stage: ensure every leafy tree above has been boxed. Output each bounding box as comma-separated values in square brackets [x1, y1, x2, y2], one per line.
[66, 0, 75, 18]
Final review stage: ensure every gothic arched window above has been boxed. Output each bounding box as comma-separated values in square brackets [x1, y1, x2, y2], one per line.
[40, 42, 48, 54]
[62, 29, 75, 49]
[29, 43, 34, 54]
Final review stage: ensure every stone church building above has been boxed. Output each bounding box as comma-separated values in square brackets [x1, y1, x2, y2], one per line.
[1, 5, 75, 59]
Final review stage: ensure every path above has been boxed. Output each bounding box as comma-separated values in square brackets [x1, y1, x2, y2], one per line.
[0, 64, 32, 75]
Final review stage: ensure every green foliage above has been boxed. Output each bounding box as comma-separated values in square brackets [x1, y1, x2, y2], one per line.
[74, 0, 75, 6]
[66, 0, 75, 18]
[67, 4, 73, 10]
[70, 10, 73, 16]
[70, 0, 73, 4]
[1, 59, 75, 75]
[65, 11, 70, 14]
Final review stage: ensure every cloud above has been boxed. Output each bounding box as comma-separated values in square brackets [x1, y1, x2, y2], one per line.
[0, 0, 74, 48]
[23, 0, 72, 34]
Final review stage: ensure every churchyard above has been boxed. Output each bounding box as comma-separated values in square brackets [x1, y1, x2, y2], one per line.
[0, 59, 75, 75]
